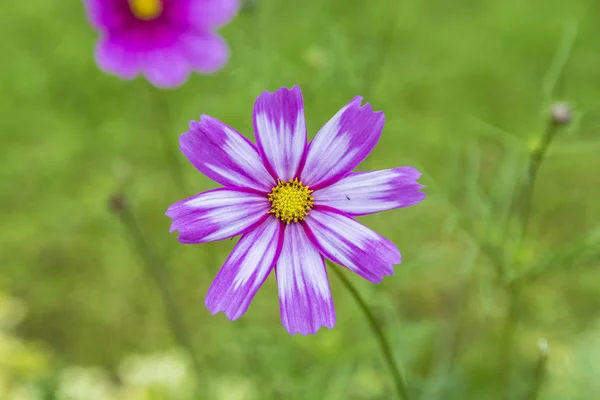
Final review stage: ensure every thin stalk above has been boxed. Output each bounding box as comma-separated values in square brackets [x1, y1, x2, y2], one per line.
[518, 120, 561, 232]
[498, 21, 575, 400]
[146, 85, 189, 196]
[113, 197, 203, 384]
[499, 283, 521, 400]
[525, 339, 549, 400]
[330, 265, 411, 400]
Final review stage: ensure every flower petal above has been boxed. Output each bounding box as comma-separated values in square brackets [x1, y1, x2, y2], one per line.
[180, 116, 274, 191]
[180, 32, 229, 74]
[205, 217, 284, 320]
[172, 0, 240, 29]
[303, 208, 400, 283]
[313, 167, 426, 216]
[94, 34, 140, 80]
[84, 0, 131, 31]
[166, 188, 269, 244]
[253, 86, 307, 180]
[300, 97, 384, 189]
[141, 43, 191, 89]
[275, 223, 335, 335]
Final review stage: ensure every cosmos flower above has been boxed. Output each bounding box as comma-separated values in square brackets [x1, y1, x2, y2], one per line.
[167, 86, 426, 335]
[83, 0, 239, 88]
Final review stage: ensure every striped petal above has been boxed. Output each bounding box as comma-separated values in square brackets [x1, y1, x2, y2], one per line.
[300, 97, 384, 189]
[313, 167, 426, 216]
[205, 217, 284, 320]
[180, 116, 274, 191]
[253, 86, 307, 181]
[275, 223, 335, 335]
[303, 208, 400, 283]
[166, 188, 269, 244]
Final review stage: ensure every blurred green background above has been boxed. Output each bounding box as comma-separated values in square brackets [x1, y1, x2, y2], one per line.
[1, 0, 600, 399]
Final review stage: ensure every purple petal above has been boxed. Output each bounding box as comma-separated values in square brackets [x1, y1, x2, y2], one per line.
[275, 223, 335, 335]
[95, 34, 140, 80]
[313, 167, 426, 216]
[94, 24, 193, 88]
[141, 41, 191, 88]
[303, 208, 400, 283]
[180, 116, 274, 191]
[83, 0, 131, 31]
[205, 217, 284, 320]
[180, 32, 229, 74]
[253, 86, 307, 180]
[300, 97, 385, 189]
[171, 0, 240, 29]
[166, 188, 269, 244]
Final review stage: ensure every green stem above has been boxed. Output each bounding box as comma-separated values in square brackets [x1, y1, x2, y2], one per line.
[330, 265, 411, 400]
[499, 283, 521, 400]
[146, 85, 189, 197]
[114, 199, 203, 385]
[525, 339, 549, 400]
[518, 120, 561, 232]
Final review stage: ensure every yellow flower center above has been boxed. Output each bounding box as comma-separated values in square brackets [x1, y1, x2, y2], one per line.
[129, 0, 163, 21]
[268, 179, 314, 224]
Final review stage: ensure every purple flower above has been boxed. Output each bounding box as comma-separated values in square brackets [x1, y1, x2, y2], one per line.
[167, 86, 426, 335]
[83, 0, 239, 88]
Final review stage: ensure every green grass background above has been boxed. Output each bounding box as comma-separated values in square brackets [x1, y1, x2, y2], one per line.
[1, 0, 600, 398]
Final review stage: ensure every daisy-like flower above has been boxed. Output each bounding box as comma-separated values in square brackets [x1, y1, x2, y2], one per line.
[167, 86, 426, 335]
[83, 0, 239, 88]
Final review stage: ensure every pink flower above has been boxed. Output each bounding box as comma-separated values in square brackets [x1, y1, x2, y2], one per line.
[167, 86, 426, 335]
[83, 0, 239, 88]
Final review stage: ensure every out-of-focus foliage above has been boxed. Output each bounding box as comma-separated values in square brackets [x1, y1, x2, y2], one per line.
[1, 0, 600, 398]
[1, 291, 259, 399]
[0, 292, 50, 399]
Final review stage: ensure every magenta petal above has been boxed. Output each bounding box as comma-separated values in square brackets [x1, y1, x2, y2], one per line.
[173, 0, 240, 29]
[166, 188, 269, 244]
[180, 116, 274, 191]
[205, 217, 284, 320]
[253, 86, 307, 181]
[313, 167, 426, 216]
[275, 223, 335, 335]
[181, 32, 229, 74]
[300, 97, 385, 189]
[95, 35, 140, 80]
[303, 208, 400, 283]
[83, 0, 130, 30]
[141, 44, 191, 89]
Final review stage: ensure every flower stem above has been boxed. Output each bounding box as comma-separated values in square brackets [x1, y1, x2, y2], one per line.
[330, 265, 411, 400]
[525, 339, 549, 400]
[517, 119, 561, 232]
[111, 196, 203, 384]
[146, 85, 190, 197]
[499, 282, 521, 400]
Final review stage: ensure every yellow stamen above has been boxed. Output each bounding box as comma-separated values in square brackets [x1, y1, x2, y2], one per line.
[129, 0, 163, 21]
[268, 178, 314, 224]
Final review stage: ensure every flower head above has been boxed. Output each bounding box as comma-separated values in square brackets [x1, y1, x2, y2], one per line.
[83, 0, 240, 88]
[167, 86, 426, 335]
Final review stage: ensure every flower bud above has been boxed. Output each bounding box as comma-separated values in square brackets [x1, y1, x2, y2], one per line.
[550, 102, 572, 125]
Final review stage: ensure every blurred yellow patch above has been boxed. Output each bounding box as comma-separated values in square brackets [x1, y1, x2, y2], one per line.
[128, 0, 163, 21]
[211, 375, 257, 400]
[353, 368, 385, 396]
[527, 134, 542, 154]
[303, 47, 328, 69]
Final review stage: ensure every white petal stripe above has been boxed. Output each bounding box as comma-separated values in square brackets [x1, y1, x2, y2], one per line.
[313, 167, 426, 216]
[205, 217, 284, 320]
[303, 208, 400, 283]
[276, 223, 335, 335]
